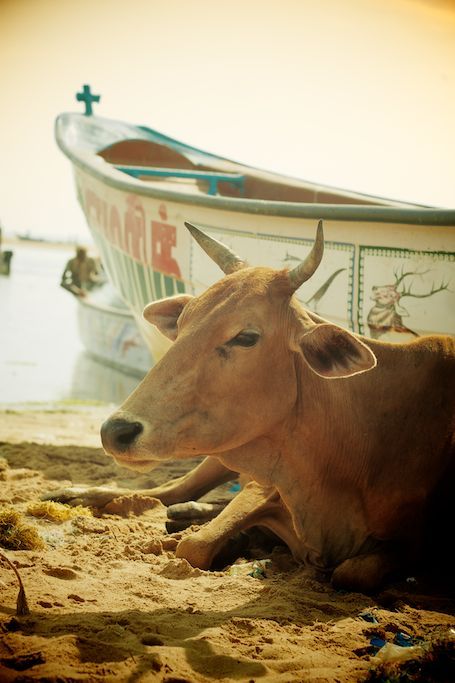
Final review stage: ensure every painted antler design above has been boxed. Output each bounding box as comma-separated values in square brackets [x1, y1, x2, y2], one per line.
[393, 266, 450, 299]
[393, 266, 430, 288]
[400, 279, 451, 299]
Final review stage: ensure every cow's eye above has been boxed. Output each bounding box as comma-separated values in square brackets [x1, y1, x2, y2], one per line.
[227, 330, 260, 347]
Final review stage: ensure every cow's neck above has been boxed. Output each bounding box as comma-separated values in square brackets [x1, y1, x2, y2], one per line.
[216, 413, 371, 566]
[215, 354, 362, 489]
[215, 356, 375, 564]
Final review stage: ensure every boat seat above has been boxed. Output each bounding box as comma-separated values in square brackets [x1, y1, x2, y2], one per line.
[114, 165, 245, 196]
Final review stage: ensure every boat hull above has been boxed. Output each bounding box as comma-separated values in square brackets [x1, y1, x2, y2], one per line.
[57, 113, 455, 361]
[77, 290, 152, 377]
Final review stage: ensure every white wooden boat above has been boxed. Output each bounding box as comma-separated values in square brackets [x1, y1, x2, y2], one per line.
[77, 283, 152, 377]
[56, 89, 455, 361]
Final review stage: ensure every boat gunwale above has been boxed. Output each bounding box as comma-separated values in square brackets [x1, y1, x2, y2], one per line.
[55, 114, 455, 227]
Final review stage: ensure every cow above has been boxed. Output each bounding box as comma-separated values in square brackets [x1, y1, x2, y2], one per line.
[50, 221, 455, 593]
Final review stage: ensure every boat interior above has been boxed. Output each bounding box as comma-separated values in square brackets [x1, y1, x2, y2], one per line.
[99, 139, 385, 205]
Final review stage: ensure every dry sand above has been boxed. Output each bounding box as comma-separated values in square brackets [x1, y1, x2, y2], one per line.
[0, 406, 453, 682]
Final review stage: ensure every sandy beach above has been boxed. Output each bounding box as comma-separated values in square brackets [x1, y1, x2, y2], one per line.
[0, 406, 453, 682]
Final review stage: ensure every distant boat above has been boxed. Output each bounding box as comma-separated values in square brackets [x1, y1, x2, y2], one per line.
[16, 233, 46, 243]
[55, 87, 455, 360]
[77, 283, 152, 377]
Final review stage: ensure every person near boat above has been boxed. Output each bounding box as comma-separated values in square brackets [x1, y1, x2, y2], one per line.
[60, 246, 101, 297]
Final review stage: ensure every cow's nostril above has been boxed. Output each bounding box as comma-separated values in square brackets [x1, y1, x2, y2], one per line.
[116, 421, 142, 444]
[101, 418, 144, 452]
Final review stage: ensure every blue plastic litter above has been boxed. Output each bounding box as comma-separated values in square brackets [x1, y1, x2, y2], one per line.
[370, 637, 386, 649]
[394, 632, 414, 647]
[229, 483, 241, 492]
[359, 611, 378, 624]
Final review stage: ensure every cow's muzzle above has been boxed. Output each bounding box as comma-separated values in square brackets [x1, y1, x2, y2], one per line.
[101, 417, 144, 453]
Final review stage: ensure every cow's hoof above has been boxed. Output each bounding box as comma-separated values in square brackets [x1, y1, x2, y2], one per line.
[175, 536, 214, 570]
[41, 486, 120, 509]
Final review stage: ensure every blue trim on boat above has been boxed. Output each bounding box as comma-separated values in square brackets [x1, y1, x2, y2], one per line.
[115, 166, 245, 196]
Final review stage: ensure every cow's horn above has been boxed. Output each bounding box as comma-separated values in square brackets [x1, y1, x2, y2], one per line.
[288, 220, 325, 291]
[185, 222, 246, 274]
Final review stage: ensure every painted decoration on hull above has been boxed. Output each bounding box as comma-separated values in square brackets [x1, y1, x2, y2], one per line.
[78, 309, 151, 375]
[358, 246, 455, 340]
[75, 170, 454, 347]
[190, 226, 355, 331]
[78, 179, 186, 314]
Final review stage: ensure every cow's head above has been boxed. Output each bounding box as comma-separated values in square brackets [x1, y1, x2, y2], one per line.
[101, 221, 376, 471]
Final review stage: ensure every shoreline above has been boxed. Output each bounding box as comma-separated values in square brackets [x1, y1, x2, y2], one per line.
[2, 236, 96, 253]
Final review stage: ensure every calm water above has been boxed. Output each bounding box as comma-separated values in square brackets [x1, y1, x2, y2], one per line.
[0, 243, 141, 406]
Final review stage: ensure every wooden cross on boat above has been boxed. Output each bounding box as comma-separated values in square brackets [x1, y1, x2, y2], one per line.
[76, 84, 100, 116]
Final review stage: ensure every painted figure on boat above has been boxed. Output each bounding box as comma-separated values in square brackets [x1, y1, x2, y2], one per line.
[367, 266, 450, 341]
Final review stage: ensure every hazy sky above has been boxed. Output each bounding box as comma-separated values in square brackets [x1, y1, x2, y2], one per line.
[1, 0, 454, 241]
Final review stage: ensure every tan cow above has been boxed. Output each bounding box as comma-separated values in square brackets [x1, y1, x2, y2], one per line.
[57, 222, 455, 592]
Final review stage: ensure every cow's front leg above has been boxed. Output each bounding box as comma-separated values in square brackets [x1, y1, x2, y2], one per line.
[41, 485, 126, 508]
[176, 480, 302, 570]
[145, 457, 237, 506]
[43, 457, 237, 509]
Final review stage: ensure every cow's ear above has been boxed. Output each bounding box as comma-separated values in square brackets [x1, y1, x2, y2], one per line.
[298, 323, 377, 378]
[143, 295, 194, 341]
